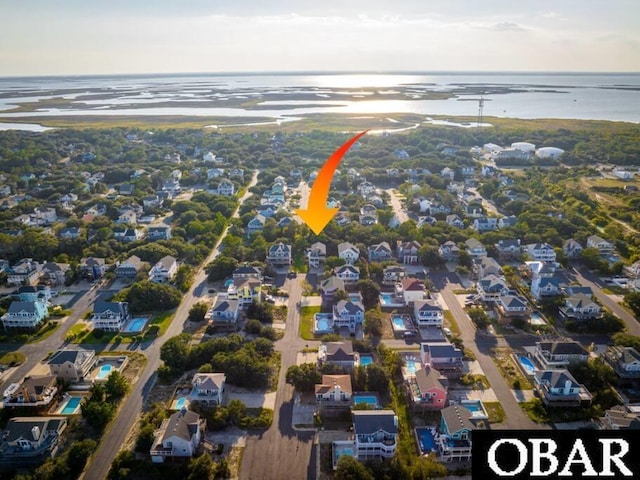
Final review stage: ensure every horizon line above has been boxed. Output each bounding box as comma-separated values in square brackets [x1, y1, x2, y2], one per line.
[1, 69, 640, 80]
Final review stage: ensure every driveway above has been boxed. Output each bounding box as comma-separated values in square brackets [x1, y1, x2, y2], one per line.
[226, 387, 277, 409]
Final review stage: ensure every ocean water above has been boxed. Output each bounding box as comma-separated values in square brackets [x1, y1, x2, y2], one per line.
[0, 72, 638, 126]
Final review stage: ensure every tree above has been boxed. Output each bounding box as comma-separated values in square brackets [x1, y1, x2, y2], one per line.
[334, 289, 349, 301]
[364, 309, 383, 337]
[410, 454, 448, 479]
[357, 279, 381, 310]
[187, 454, 218, 480]
[189, 302, 209, 322]
[175, 264, 195, 292]
[66, 439, 98, 476]
[625, 291, 640, 318]
[160, 334, 191, 370]
[335, 455, 374, 480]
[286, 363, 321, 392]
[245, 319, 263, 334]
[105, 370, 129, 400]
[365, 364, 390, 393]
[253, 337, 275, 357]
[207, 256, 238, 282]
[116, 280, 181, 313]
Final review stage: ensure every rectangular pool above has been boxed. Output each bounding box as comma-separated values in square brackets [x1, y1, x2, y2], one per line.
[415, 427, 436, 454]
[360, 355, 373, 367]
[58, 396, 82, 415]
[353, 394, 379, 408]
[314, 313, 334, 334]
[124, 317, 148, 333]
[333, 442, 356, 467]
[392, 317, 405, 329]
[405, 359, 418, 375]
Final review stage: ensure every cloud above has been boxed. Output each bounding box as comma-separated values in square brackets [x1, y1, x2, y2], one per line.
[490, 21, 526, 32]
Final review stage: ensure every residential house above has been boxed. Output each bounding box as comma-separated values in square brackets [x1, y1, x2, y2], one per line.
[48, 348, 96, 383]
[115, 255, 145, 279]
[498, 215, 518, 229]
[227, 277, 262, 307]
[495, 292, 530, 322]
[473, 216, 498, 232]
[315, 374, 352, 406]
[383, 265, 406, 285]
[7, 258, 41, 286]
[495, 239, 521, 260]
[120, 228, 143, 243]
[533, 341, 589, 370]
[417, 216, 437, 228]
[413, 300, 444, 327]
[16, 285, 51, 303]
[0, 417, 67, 464]
[524, 243, 557, 262]
[563, 239, 583, 260]
[150, 409, 203, 463]
[465, 239, 487, 258]
[203, 151, 216, 162]
[559, 294, 601, 320]
[190, 373, 225, 405]
[41, 262, 70, 287]
[357, 181, 375, 196]
[277, 217, 292, 228]
[318, 342, 358, 370]
[465, 204, 484, 219]
[352, 410, 398, 460]
[420, 342, 463, 372]
[335, 213, 350, 226]
[334, 265, 360, 284]
[228, 168, 244, 178]
[215, 180, 235, 196]
[440, 167, 455, 180]
[159, 178, 181, 196]
[400, 278, 426, 305]
[411, 367, 447, 410]
[587, 235, 615, 254]
[625, 261, 640, 279]
[2, 375, 58, 409]
[79, 257, 106, 280]
[207, 168, 224, 179]
[209, 297, 240, 328]
[333, 299, 365, 333]
[59, 227, 81, 240]
[396, 241, 421, 265]
[368, 242, 393, 262]
[533, 369, 592, 407]
[92, 301, 130, 332]
[307, 242, 326, 269]
[600, 405, 640, 430]
[148, 255, 178, 284]
[477, 275, 508, 302]
[359, 214, 378, 226]
[320, 277, 345, 302]
[142, 195, 162, 210]
[338, 242, 360, 264]
[1, 300, 48, 329]
[438, 241, 460, 262]
[247, 214, 266, 235]
[232, 265, 262, 281]
[602, 346, 640, 386]
[531, 276, 564, 300]
[564, 286, 593, 297]
[266, 243, 292, 267]
[438, 405, 474, 462]
[119, 183, 134, 196]
[148, 226, 172, 241]
[474, 256, 502, 279]
[446, 215, 464, 228]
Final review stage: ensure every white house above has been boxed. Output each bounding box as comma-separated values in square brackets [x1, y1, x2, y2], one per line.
[533, 369, 592, 407]
[190, 373, 226, 405]
[352, 410, 398, 460]
[338, 242, 360, 264]
[334, 265, 360, 284]
[465, 239, 487, 258]
[413, 300, 444, 327]
[563, 239, 583, 259]
[533, 341, 589, 370]
[216, 179, 235, 196]
[524, 243, 557, 262]
[148, 255, 178, 284]
[315, 374, 352, 404]
[587, 235, 615, 254]
[150, 409, 203, 463]
[92, 301, 130, 332]
[209, 297, 240, 328]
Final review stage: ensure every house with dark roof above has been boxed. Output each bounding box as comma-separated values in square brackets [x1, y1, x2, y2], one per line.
[531, 276, 565, 300]
[353, 410, 398, 460]
[533, 369, 592, 407]
[150, 409, 203, 463]
[420, 342, 463, 373]
[438, 405, 475, 461]
[368, 242, 393, 262]
[337, 242, 360, 264]
[92, 301, 129, 332]
[563, 239, 583, 260]
[333, 299, 364, 333]
[334, 264, 360, 284]
[382, 265, 406, 285]
[318, 342, 358, 370]
[1, 299, 48, 329]
[227, 277, 261, 307]
[410, 367, 447, 410]
[559, 294, 601, 320]
[148, 225, 172, 241]
[266, 242, 292, 267]
[477, 275, 508, 302]
[320, 276, 345, 302]
[438, 241, 460, 262]
[190, 373, 225, 405]
[48, 348, 96, 383]
[6, 258, 41, 286]
[474, 256, 502, 279]
[495, 238, 521, 260]
[41, 262, 70, 287]
[209, 296, 240, 328]
[0, 417, 67, 465]
[2, 375, 58, 409]
[59, 226, 81, 240]
[524, 242, 556, 262]
[115, 255, 145, 279]
[533, 341, 589, 370]
[307, 242, 326, 269]
[495, 292, 530, 323]
[602, 346, 640, 386]
[397, 241, 421, 265]
[232, 264, 262, 281]
[413, 301, 444, 327]
[79, 257, 106, 280]
[16, 285, 51, 303]
[247, 214, 266, 236]
[148, 255, 178, 284]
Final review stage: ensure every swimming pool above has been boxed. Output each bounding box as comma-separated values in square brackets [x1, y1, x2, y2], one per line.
[415, 427, 436, 454]
[380, 294, 393, 306]
[175, 397, 189, 410]
[333, 442, 356, 467]
[314, 313, 334, 334]
[96, 364, 114, 380]
[360, 355, 373, 367]
[59, 396, 82, 415]
[405, 359, 418, 375]
[530, 311, 546, 326]
[519, 355, 536, 375]
[124, 317, 148, 333]
[353, 395, 378, 407]
[392, 316, 406, 329]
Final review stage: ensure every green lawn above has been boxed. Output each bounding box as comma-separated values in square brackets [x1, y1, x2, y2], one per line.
[145, 311, 175, 337]
[0, 351, 26, 366]
[299, 306, 321, 340]
[443, 310, 461, 337]
[483, 402, 506, 424]
[492, 348, 533, 390]
[26, 321, 59, 344]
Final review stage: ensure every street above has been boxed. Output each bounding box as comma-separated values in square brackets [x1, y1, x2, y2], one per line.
[384, 187, 409, 224]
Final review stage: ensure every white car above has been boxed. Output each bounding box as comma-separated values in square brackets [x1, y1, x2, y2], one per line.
[443, 327, 452, 336]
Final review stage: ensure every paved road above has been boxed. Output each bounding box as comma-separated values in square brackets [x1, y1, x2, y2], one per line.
[241, 275, 317, 480]
[384, 188, 409, 224]
[292, 181, 310, 224]
[567, 266, 640, 336]
[83, 171, 259, 480]
[431, 271, 544, 430]
[467, 187, 501, 216]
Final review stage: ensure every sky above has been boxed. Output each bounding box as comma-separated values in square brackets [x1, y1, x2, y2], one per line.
[0, 0, 639, 75]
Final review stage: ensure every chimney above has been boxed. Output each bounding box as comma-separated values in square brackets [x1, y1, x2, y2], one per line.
[563, 380, 572, 396]
[31, 426, 40, 441]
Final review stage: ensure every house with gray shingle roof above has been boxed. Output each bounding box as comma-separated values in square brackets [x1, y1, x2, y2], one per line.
[150, 409, 203, 463]
[209, 296, 240, 328]
[333, 299, 364, 333]
[533, 369, 592, 407]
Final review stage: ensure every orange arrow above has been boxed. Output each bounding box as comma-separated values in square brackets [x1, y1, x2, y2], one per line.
[296, 130, 367, 235]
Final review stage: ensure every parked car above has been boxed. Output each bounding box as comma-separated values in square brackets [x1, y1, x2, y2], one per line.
[403, 331, 416, 338]
[443, 327, 452, 336]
